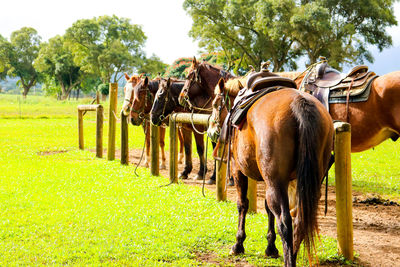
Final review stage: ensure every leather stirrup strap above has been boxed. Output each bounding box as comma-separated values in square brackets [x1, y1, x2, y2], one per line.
[345, 74, 358, 122]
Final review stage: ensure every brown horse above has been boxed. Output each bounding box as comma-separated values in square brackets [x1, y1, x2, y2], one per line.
[150, 77, 214, 181]
[279, 70, 400, 152]
[208, 78, 334, 266]
[178, 58, 239, 184]
[121, 74, 184, 169]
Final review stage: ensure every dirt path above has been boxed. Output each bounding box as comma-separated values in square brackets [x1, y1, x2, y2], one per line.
[117, 148, 400, 266]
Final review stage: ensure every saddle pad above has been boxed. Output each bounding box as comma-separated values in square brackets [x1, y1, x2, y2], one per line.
[329, 75, 378, 104]
[329, 74, 378, 98]
[231, 87, 279, 126]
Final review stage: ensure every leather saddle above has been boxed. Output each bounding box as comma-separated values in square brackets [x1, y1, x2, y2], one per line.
[301, 60, 378, 111]
[219, 68, 297, 143]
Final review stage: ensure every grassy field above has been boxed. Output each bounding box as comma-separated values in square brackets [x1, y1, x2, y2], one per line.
[0, 94, 399, 265]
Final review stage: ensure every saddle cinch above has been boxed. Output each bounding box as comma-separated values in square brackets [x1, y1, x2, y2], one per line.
[300, 59, 379, 111]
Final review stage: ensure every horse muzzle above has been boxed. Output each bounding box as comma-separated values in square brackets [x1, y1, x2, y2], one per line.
[207, 125, 220, 143]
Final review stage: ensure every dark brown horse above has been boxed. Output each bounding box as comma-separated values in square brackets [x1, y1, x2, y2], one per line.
[178, 58, 237, 184]
[279, 70, 400, 152]
[150, 77, 213, 180]
[121, 74, 184, 169]
[208, 78, 334, 266]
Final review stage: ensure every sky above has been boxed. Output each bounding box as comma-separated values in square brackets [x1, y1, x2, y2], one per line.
[0, 0, 399, 73]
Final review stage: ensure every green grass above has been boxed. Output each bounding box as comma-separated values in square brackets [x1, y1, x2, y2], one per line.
[0, 113, 338, 265]
[0, 94, 399, 265]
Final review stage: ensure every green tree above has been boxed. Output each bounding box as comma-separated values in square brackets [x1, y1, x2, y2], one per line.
[290, 0, 397, 69]
[65, 15, 146, 84]
[0, 34, 8, 80]
[165, 57, 193, 78]
[137, 54, 168, 78]
[184, 0, 398, 71]
[35, 35, 84, 99]
[183, 0, 301, 72]
[0, 27, 42, 97]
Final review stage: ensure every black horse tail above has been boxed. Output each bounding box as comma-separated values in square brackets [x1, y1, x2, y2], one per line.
[291, 94, 322, 263]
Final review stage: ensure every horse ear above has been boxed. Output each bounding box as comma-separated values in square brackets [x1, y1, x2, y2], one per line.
[144, 76, 149, 86]
[139, 73, 143, 79]
[216, 78, 225, 94]
[192, 56, 197, 67]
[237, 80, 244, 90]
[124, 73, 130, 81]
[167, 77, 171, 88]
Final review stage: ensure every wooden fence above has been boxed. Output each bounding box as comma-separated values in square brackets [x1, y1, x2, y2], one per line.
[77, 104, 104, 158]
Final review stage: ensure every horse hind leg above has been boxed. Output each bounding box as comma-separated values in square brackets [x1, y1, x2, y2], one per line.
[264, 199, 279, 258]
[266, 185, 295, 267]
[144, 122, 150, 168]
[230, 171, 249, 255]
[179, 128, 192, 179]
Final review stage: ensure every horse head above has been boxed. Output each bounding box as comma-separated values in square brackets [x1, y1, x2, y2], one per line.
[121, 73, 142, 116]
[129, 76, 152, 125]
[151, 78, 174, 126]
[208, 78, 229, 143]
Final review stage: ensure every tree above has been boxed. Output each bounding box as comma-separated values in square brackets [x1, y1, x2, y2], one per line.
[35, 35, 84, 99]
[137, 54, 168, 78]
[65, 15, 146, 84]
[0, 27, 42, 97]
[0, 34, 8, 80]
[165, 57, 193, 78]
[184, 0, 398, 71]
[183, 0, 301, 72]
[291, 0, 397, 69]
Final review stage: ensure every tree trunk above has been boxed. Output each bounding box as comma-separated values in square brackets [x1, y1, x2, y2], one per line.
[77, 88, 80, 100]
[22, 86, 29, 98]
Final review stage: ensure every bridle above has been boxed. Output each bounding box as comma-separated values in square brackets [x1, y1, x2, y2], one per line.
[210, 91, 230, 138]
[154, 80, 176, 123]
[179, 65, 214, 112]
[130, 81, 154, 120]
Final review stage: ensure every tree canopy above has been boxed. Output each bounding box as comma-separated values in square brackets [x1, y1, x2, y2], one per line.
[35, 35, 84, 99]
[184, 0, 398, 71]
[0, 27, 42, 96]
[65, 15, 147, 84]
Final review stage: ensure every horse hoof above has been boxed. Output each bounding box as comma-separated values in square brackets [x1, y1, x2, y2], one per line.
[160, 163, 166, 170]
[206, 179, 216, 185]
[179, 174, 188, 180]
[194, 174, 204, 180]
[145, 162, 149, 168]
[230, 243, 244, 255]
[265, 246, 279, 258]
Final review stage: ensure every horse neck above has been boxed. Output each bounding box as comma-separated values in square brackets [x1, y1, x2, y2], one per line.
[170, 82, 184, 105]
[148, 80, 160, 95]
[200, 65, 235, 97]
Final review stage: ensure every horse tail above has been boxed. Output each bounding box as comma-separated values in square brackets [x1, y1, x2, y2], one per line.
[290, 94, 322, 263]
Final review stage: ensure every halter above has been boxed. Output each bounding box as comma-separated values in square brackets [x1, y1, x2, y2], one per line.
[154, 82, 175, 123]
[130, 81, 154, 120]
[180, 65, 213, 112]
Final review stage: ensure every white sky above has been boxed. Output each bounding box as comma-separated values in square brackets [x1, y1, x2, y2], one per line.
[0, 0, 399, 71]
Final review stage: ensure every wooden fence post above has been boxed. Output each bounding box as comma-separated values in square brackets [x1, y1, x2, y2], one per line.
[78, 110, 84, 149]
[95, 105, 103, 158]
[121, 111, 129, 165]
[216, 145, 227, 201]
[150, 124, 160, 176]
[169, 114, 178, 183]
[247, 179, 257, 213]
[334, 121, 353, 260]
[107, 83, 118, 161]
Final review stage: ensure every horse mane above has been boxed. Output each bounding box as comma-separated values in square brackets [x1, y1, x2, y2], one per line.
[224, 76, 248, 96]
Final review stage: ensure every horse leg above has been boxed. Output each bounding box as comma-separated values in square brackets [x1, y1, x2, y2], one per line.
[193, 131, 206, 180]
[178, 125, 184, 164]
[159, 127, 166, 170]
[143, 122, 150, 168]
[179, 127, 192, 179]
[206, 141, 217, 184]
[230, 171, 249, 255]
[266, 185, 295, 267]
[264, 199, 279, 258]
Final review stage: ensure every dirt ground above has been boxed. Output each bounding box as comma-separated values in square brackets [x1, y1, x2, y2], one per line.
[116, 148, 400, 267]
